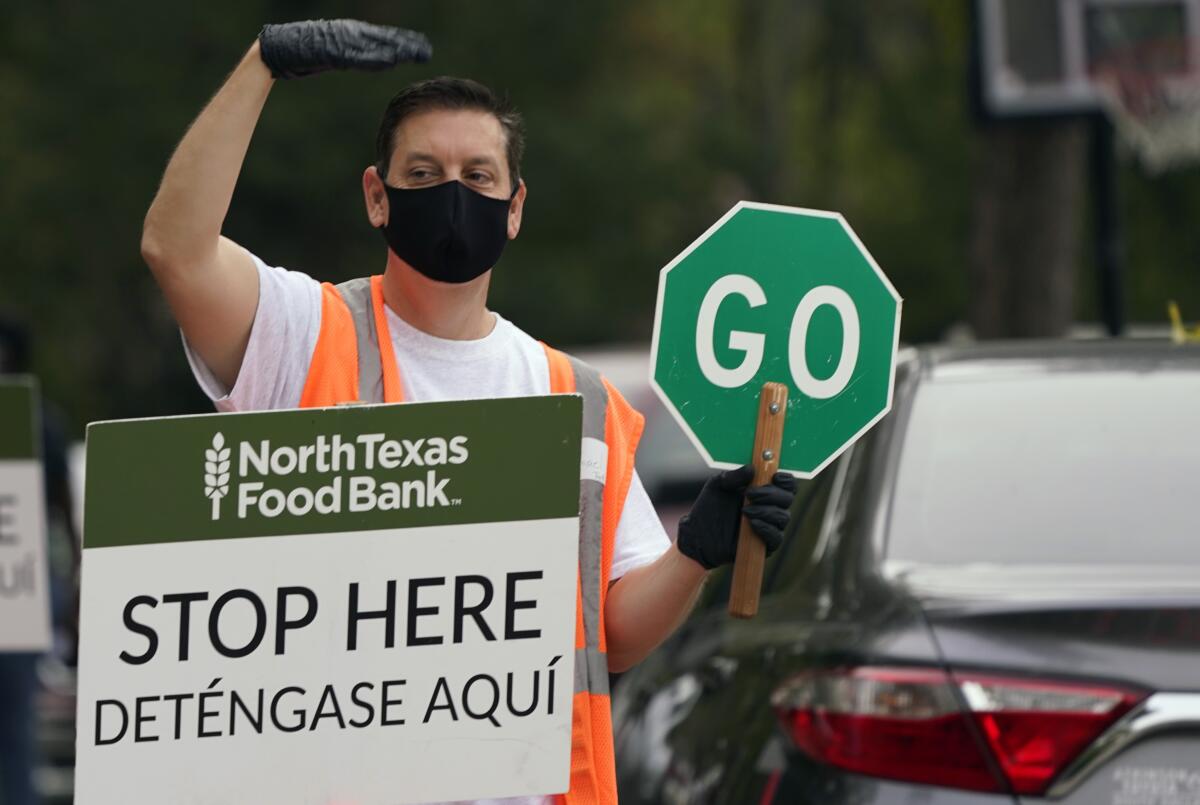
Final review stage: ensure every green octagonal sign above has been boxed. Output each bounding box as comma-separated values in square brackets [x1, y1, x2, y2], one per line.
[650, 202, 901, 478]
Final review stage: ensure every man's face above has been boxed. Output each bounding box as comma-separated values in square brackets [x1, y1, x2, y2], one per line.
[364, 107, 526, 242]
[389, 108, 512, 197]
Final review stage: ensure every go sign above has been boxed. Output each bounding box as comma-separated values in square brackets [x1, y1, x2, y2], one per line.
[650, 202, 901, 478]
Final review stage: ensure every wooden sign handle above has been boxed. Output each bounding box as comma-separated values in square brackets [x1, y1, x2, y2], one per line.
[728, 382, 788, 619]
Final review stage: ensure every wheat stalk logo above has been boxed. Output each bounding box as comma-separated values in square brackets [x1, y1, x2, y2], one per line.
[204, 433, 231, 520]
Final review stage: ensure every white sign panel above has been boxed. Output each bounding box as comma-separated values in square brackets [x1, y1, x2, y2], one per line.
[0, 378, 52, 652]
[76, 396, 584, 804]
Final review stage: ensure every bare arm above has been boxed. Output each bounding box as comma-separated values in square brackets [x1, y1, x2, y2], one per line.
[141, 23, 430, 391]
[140, 41, 273, 391]
[604, 545, 707, 673]
[603, 466, 797, 672]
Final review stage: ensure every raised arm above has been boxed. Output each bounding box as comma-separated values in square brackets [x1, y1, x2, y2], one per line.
[141, 41, 273, 390]
[141, 21, 432, 390]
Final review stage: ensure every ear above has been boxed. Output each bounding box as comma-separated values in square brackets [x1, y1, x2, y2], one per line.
[507, 179, 527, 240]
[363, 165, 389, 228]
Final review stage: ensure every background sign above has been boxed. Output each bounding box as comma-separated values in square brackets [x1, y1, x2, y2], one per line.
[0, 376, 52, 651]
[76, 395, 583, 805]
[651, 201, 902, 478]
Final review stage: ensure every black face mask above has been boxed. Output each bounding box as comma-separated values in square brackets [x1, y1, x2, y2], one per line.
[378, 179, 514, 284]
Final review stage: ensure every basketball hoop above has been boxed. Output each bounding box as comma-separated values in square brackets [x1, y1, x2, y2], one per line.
[976, 0, 1200, 172]
[1090, 37, 1200, 173]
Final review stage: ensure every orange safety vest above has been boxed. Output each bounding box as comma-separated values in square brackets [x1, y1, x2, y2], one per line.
[298, 275, 641, 804]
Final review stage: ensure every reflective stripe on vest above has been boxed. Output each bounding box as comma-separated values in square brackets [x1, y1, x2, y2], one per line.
[333, 277, 385, 404]
[566, 355, 610, 699]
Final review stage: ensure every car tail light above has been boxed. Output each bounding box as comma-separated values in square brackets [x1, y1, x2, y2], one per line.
[957, 673, 1142, 794]
[772, 667, 1143, 795]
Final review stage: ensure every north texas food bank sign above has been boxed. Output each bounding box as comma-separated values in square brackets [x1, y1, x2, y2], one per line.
[76, 396, 584, 805]
[204, 431, 472, 520]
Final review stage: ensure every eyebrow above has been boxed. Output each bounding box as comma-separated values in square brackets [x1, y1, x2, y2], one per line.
[402, 152, 500, 170]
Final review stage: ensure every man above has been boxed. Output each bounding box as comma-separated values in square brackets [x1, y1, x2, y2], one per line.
[140, 20, 795, 805]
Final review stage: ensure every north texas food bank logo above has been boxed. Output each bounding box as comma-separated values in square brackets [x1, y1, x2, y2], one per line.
[203, 431, 469, 521]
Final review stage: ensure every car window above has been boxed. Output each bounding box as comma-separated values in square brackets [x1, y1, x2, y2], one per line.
[888, 368, 1200, 565]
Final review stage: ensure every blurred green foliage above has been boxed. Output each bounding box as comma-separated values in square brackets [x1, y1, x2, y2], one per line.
[1, 0, 1197, 433]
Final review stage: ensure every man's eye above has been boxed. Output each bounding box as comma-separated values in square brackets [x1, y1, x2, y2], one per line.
[409, 169, 435, 181]
[467, 172, 492, 184]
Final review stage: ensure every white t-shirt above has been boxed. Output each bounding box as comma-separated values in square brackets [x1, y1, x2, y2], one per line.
[184, 252, 671, 805]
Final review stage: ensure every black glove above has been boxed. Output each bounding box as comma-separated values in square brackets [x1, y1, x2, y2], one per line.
[258, 19, 432, 80]
[676, 464, 798, 570]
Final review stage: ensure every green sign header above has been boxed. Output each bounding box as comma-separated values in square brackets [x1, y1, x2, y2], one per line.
[84, 395, 582, 549]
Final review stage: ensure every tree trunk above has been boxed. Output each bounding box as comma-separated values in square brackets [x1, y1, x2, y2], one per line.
[969, 121, 1088, 338]
[733, 0, 788, 202]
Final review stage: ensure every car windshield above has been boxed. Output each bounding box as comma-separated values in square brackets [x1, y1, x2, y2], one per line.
[888, 364, 1200, 565]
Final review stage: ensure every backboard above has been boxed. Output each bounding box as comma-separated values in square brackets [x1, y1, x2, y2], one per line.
[976, 0, 1200, 117]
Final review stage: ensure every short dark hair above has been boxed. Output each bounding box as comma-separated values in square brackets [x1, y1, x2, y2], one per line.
[375, 76, 525, 192]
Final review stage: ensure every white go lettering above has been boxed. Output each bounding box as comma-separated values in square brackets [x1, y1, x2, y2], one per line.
[695, 275, 766, 389]
[695, 278, 860, 399]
